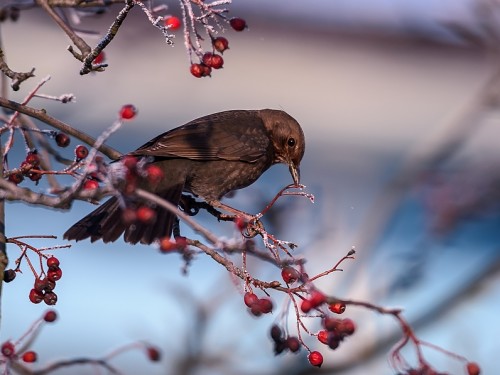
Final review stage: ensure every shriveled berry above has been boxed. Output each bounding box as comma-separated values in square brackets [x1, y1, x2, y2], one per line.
[136, 206, 156, 223]
[281, 266, 300, 284]
[466, 362, 481, 375]
[201, 64, 212, 77]
[213, 36, 229, 53]
[33, 277, 48, 292]
[3, 269, 16, 283]
[83, 179, 99, 190]
[22, 351, 37, 363]
[270, 325, 282, 342]
[329, 301, 346, 314]
[308, 351, 323, 368]
[47, 268, 62, 282]
[122, 155, 138, 170]
[75, 145, 89, 160]
[29, 288, 44, 304]
[43, 310, 57, 323]
[120, 104, 137, 120]
[244, 292, 258, 308]
[44, 291, 58, 305]
[327, 333, 340, 350]
[146, 346, 161, 361]
[8, 172, 24, 185]
[300, 299, 312, 313]
[55, 132, 70, 147]
[285, 336, 301, 353]
[164, 16, 181, 30]
[28, 172, 42, 182]
[1, 341, 15, 358]
[230, 17, 247, 31]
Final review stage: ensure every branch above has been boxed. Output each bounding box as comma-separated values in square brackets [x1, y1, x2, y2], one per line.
[0, 97, 121, 160]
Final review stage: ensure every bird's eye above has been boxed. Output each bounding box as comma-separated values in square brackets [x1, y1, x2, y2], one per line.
[287, 137, 296, 147]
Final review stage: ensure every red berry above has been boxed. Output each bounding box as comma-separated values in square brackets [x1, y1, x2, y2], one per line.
[317, 330, 329, 345]
[136, 206, 156, 223]
[3, 269, 16, 282]
[22, 351, 37, 363]
[258, 298, 273, 314]
[466, 362, 481, 375]
[47, 268, 63, 282]
[209, 54, 224, 69]
[93, 51, 105, 64]
[230, 17, 247, 31]
[164, 16, 181, 30]
[29, 288, 44, 304]
[308, 351, 323, 368]
[281, 266, 300, 284]
[44, 291, 58, 305]
[28, 171, 42, 182]
[25, 152, 40, 167]
[300, 299, 312, 313]
[234, 216, 247, 232]
[202, 53, 224, 69]
[159, 237, 175, 252]
[201, 64, 212, 77]
[146, 164, 163, 184]
[146, 346, 161, 361]
[83, 179, 99, 190]
[1, 341, 15, 358]
[323, 317, 339, 331]
[75, 145, 89, 160]
[55, 132, 70, 147]
[190, 63, 205, 78]
[119, 104, 137, 120]
[243, 292, 258, 308]
[329, 301, 346, 314]
[285, 337, 301, 353]
[213, 36, 229, 53]
[43, 310, 58, 323]
[339, 318, 356, 335]
[309, 290, 326, 307]
[8, 171, 24, 185]
[174, 236, 187, 249]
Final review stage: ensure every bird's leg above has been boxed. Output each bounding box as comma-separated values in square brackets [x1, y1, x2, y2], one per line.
[207, 200, 265, 238]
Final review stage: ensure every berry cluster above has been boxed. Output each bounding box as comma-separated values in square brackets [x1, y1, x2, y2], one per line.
[0, 310, 57, 366]
[269, 325, 300, 355]
[189, 17, 245, 78]
[395, 361, 481, 375]
[118, 155, 164, 225]
[7, 151, 42, 185]
[29, 257, 62, 306]
[243, 291, 273, 316]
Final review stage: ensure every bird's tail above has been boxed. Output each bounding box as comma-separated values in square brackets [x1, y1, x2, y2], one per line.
[63, 183, 184, 245]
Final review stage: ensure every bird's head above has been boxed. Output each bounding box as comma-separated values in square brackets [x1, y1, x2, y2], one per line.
[260, 109, 305, 186]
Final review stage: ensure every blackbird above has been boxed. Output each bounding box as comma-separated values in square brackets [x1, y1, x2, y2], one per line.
[64, 109, 305, 245]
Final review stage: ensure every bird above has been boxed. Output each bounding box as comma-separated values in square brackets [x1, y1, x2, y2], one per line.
[63, 109, 305, 245]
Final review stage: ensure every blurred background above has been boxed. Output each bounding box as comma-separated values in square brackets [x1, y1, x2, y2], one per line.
[1, 0, 500, 374]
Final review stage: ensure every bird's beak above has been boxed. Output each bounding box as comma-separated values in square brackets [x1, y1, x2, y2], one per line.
[289, 163, 300, 186]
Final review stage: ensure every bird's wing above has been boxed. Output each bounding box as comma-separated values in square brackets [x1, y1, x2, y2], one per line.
[130, 111, 270, 163]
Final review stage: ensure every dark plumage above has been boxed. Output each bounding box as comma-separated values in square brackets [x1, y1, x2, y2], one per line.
[63, 109, 305, 244]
